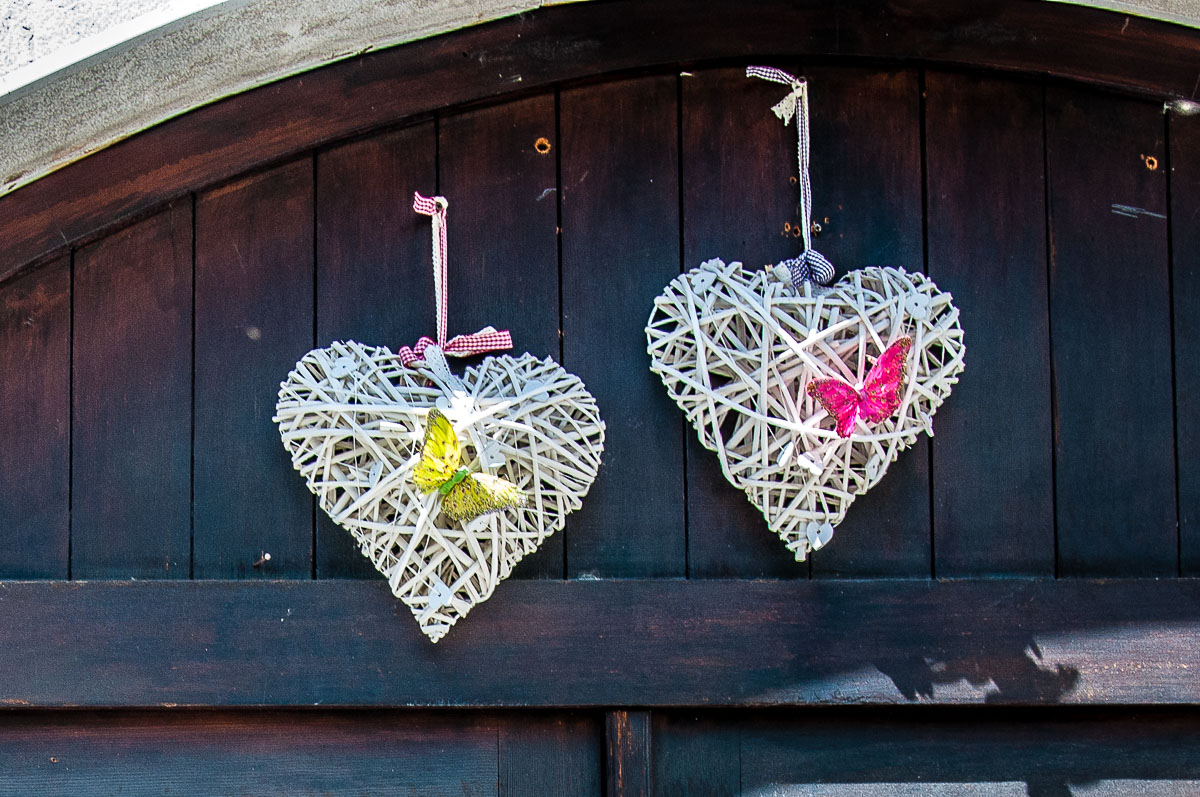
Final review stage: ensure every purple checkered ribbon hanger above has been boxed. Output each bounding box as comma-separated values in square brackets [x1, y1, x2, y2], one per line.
[746, 66, 835, 288]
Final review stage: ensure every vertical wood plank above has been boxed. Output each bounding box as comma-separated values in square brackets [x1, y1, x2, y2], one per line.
[500, 713, 602, 797]
[1172, 111, 1200, 574]
[652, 713, 739, 797]
[680, 65, 805, 578]
[925, 73, 1055, 576]
[314, 123, 436, 577]
[194, 160, 315, 578]
[805, 67, 929, 577]
[607, 710, 651, 797]
[72, 203, 192, 578]
[738, 710, 1200, 792]
[560, 76, 685, 578]
[1046, 86, 1175, 576]
[0, 711, 499, 796]
[0, 258, 70, 578]
[440, 93, 563, 578]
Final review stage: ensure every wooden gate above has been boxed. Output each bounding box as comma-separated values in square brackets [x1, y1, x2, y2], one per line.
[1, 1, 1199, 793]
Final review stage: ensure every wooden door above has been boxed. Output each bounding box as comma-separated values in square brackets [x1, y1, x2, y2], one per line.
[1, 2, 1199, 794]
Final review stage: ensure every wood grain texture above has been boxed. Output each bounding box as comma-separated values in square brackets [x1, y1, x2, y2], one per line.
[0, 711, 497, 796]
[736, 709, 1200, 794]
[3, 0, 1199, 284]
[438, 93, 563, 579]
[652, 714, 739, 797]
[607, 711, 651, 797]
[72, 203, 192, 579]
[679, 65, 804, 578]
[194, 159, 315, 579]
[1172, 111, 1200, 575]
[0, 579, 1196, 707]
[500, 713, 602, 797]
[1046, 86, 1175, 576]
[314, 123, 436, 577]
[805, 67, 929, 578]
[560, 76, 685, 578]
[0, 258, 69, 578]
[925, 72, 1054, 576]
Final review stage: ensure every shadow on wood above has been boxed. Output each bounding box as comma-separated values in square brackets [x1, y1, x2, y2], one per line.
[0, 579, 1193, 707]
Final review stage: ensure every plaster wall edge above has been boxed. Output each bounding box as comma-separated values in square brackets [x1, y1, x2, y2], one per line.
[0, 0, 577, 198]
[0, 0, 1196, 200]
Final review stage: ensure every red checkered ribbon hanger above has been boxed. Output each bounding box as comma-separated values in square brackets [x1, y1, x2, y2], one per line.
[399, 192, 514, 367]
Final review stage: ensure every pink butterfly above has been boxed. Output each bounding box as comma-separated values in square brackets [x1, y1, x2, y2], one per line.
[806, 337, 913, 438]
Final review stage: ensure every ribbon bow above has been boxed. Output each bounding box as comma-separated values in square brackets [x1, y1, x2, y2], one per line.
[398, 193, 514, 367]
[780, 250, 835, 288]
[746, 66, 835, 288]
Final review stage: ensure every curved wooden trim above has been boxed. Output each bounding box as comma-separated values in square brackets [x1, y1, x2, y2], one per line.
[0, 579, 1196, 708]
[0, 0, 1198, 285]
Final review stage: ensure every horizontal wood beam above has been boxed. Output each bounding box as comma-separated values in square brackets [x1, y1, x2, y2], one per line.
[2, 0, 1199, 284]
[0, 578, 1196, 708]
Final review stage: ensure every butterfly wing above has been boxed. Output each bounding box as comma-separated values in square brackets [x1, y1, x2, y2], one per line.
[807, 378, 861, 439]
[411, 409, 463, 493]
[440, 472, 526, 523]
[859, 336, 912, 423]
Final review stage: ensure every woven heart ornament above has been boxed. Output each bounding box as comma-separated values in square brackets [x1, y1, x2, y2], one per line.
[276, 195, 604, 642]
[645, 67, 965, 561]
[647, 259, 963, 560]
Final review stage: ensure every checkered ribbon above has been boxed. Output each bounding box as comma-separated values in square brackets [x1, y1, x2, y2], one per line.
[399, 193, 513, 367]
[780, 250, 835, 287]
[746, 66, 835, 288]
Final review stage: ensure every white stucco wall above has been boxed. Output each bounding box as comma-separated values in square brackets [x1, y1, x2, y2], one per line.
[1, 0, 197, 83]
[0, 0, 1195, 197]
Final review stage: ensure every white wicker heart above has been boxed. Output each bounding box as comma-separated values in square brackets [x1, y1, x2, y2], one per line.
[646, 259, 965, 561]
[275, 340, 605, 642]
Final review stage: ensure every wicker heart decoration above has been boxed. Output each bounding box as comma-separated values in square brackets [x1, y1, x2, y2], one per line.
[646, 258, 965, 561]
[276, 340, 605, 642]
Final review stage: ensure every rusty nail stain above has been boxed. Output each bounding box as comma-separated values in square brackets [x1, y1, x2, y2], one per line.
[534, 137, 551, 154]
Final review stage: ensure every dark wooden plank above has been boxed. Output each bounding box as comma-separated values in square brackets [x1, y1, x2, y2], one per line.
[0, 710, 497, 796]
[652, 714, 739, 797]
[0, 578, 1197, 707]
[805, 67, 929, 578]
[607, 711, 651, 797]
[500, 713, 602, 797]
[738, 710, 1200, 794]
[439, 93, 563, 579]
[194, 159, 315, 579]
[679, 66, 806, 578]
[925, 72, 1054, 576]
[560, 76, 685, 578]
[4, 1, 1200, 283]
[1173, 111, 1200, 574]
[72, 203, 192, 579]
[1046, 86, 1175, 576]
[0, 258, 70, 578]
[314, 123, 436, 578]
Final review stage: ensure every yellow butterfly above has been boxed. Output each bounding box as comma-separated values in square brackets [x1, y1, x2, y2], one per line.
[411, 409, 526, 522]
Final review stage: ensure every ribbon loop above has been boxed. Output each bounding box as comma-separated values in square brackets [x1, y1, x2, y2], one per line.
[402, 192, 513, 367]
[780, 250, 835, 289]
[747, 66, 835, 288]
